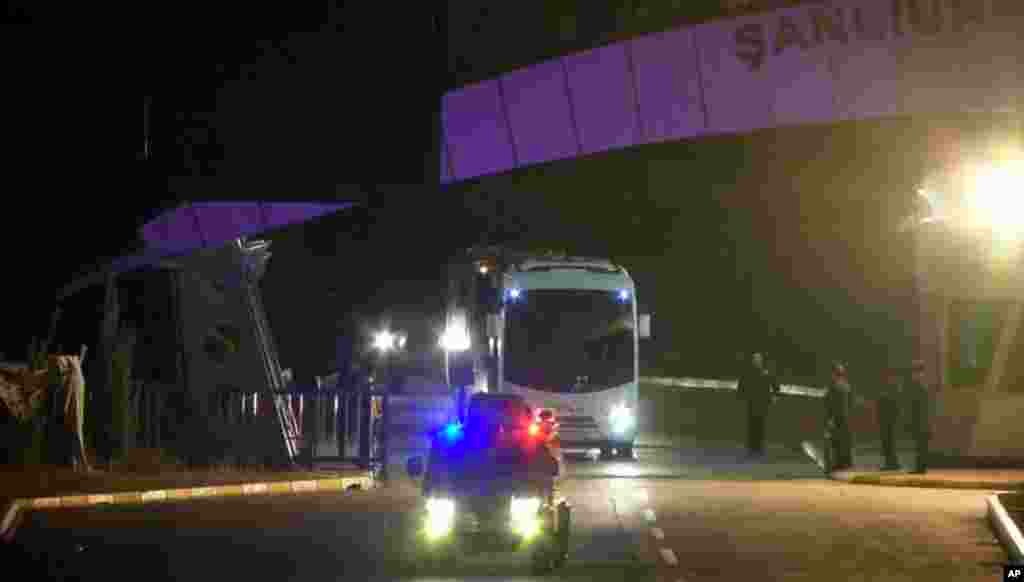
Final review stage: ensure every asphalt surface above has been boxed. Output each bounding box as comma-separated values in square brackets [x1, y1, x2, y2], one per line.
[6, 443, 1013, 582]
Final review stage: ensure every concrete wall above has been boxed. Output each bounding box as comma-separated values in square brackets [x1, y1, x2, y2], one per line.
[174, 243, 288, 464]
[916, 223, 1024, 459]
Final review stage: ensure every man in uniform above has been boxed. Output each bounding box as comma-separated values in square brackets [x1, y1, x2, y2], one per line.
[877, 367, 902, 471]
[824, 361, 854, 472]
[737, 352, 780, 458]
[905, 360, 931, 474]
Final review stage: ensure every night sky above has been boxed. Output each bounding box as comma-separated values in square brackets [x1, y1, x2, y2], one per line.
[1, 2, 988, 384]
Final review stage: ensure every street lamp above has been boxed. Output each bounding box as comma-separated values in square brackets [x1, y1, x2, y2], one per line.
[904, 137, 1024, 388]
[439, 314, 472, 420]
[373, 330, 406, 353]
[962, 154, 1024, 244]
[369, 328, 405, 482]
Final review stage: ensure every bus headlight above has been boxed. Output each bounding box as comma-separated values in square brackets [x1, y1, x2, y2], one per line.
[424, 497, 456, 541]
[609, 403, 635, 435]
[510, 496, 542, 539]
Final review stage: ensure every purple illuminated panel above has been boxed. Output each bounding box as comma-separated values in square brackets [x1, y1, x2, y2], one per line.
[437, 0, 1021, 185]
[141, 214, 170, 248]
[826, 0, 907, 120]
[697, 7, 837, 135]
[193, 203, 265, 244]
[162, 206, 206, 252]
[831, 0, 1024, 120]
[501, 60, 579, 165]
[443, 80, 516, 181]
[629, 28, 705, 144]
[261, 202, 345, 231]
[562, 44, 640, 156]
[142, 202, 353, 252]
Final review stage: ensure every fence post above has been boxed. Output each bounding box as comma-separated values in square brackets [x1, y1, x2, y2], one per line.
[380, 391, 390, 482]
[311, 391, 319, 469]
[358, 385, 371, 468]
[337, 389, 347, 459]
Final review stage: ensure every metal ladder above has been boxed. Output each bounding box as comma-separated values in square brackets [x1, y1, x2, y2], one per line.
[237, 239, 302, 462]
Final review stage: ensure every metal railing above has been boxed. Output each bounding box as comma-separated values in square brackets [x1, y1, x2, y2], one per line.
[236, 239, 301, 462]
[641, 376, 826, 398]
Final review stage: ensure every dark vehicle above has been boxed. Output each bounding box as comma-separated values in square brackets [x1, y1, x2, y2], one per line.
[405, 393, 571, 573]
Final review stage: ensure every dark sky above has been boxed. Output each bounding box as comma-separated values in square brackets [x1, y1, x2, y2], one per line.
[2, 3, 440, 359]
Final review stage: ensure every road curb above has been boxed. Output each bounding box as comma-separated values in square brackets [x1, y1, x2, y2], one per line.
[0, 474, 373, 542]
[841, 473, 1024, 491]
[987, 495, 1024, 565]
[1, 500, 23, 542]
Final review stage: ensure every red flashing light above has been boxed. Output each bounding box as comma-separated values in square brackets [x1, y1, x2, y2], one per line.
[527, 423, 540, 437]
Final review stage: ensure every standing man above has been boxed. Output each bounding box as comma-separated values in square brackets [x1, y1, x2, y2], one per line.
[824, 361, 854, 472]
[737, 352, 780, 458]
[905, 360, 931, 474]
[877, 367, 902, 471]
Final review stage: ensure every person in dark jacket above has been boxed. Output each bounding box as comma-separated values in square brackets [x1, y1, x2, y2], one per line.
[905, 360, 931, 474]
[877, 367, 903, 471]
[824, 361, 854, 471]
[737, 352, 780, 458]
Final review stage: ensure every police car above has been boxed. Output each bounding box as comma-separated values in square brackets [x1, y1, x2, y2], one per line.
[405, 393, 571, 573]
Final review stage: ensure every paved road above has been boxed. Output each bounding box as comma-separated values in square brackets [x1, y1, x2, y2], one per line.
[7, 444, 1011, 581]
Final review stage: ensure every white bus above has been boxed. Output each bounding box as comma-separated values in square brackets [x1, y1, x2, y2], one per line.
[442, 248, 651, 458]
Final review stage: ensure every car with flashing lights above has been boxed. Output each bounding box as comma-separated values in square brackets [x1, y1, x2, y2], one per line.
[440, 247, 651, 460]
[405, 393, 571, 573]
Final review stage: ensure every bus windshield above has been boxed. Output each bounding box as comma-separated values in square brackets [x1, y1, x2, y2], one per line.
[504, 289, 634, 392]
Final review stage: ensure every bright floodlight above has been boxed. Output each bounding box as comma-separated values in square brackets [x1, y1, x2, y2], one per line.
[439, 324, 470, 352]
[373, 330, 396, 352]
[964, 156, 1024, 241]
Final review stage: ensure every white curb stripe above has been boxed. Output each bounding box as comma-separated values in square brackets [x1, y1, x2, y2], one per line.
[1, 501, 22, 539]
[659, 548, 678, 566]
[651, 527, 665, 540]
[987, 495, 1024, 564]
[0, 473, 373, 542]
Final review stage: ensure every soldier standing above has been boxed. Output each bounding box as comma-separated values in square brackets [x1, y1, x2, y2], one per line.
[824, 361, 854, 472]
[737, 352, 780, 458]
[905, 360, 931, 474]
[877, 367, 902, 471]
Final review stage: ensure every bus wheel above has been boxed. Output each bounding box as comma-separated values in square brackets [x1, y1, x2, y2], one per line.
[599, 447, 614, 460]
[618, 445, 634, 460]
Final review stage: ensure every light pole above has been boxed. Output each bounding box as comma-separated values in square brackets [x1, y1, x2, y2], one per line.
[439, 315, 471, 421]
[370, 329, 405, 481]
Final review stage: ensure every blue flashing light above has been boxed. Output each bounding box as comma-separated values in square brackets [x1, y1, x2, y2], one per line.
[441, 422, 463, 442]
[617, 289, 630, 302]
[505, 287, 522, 303]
